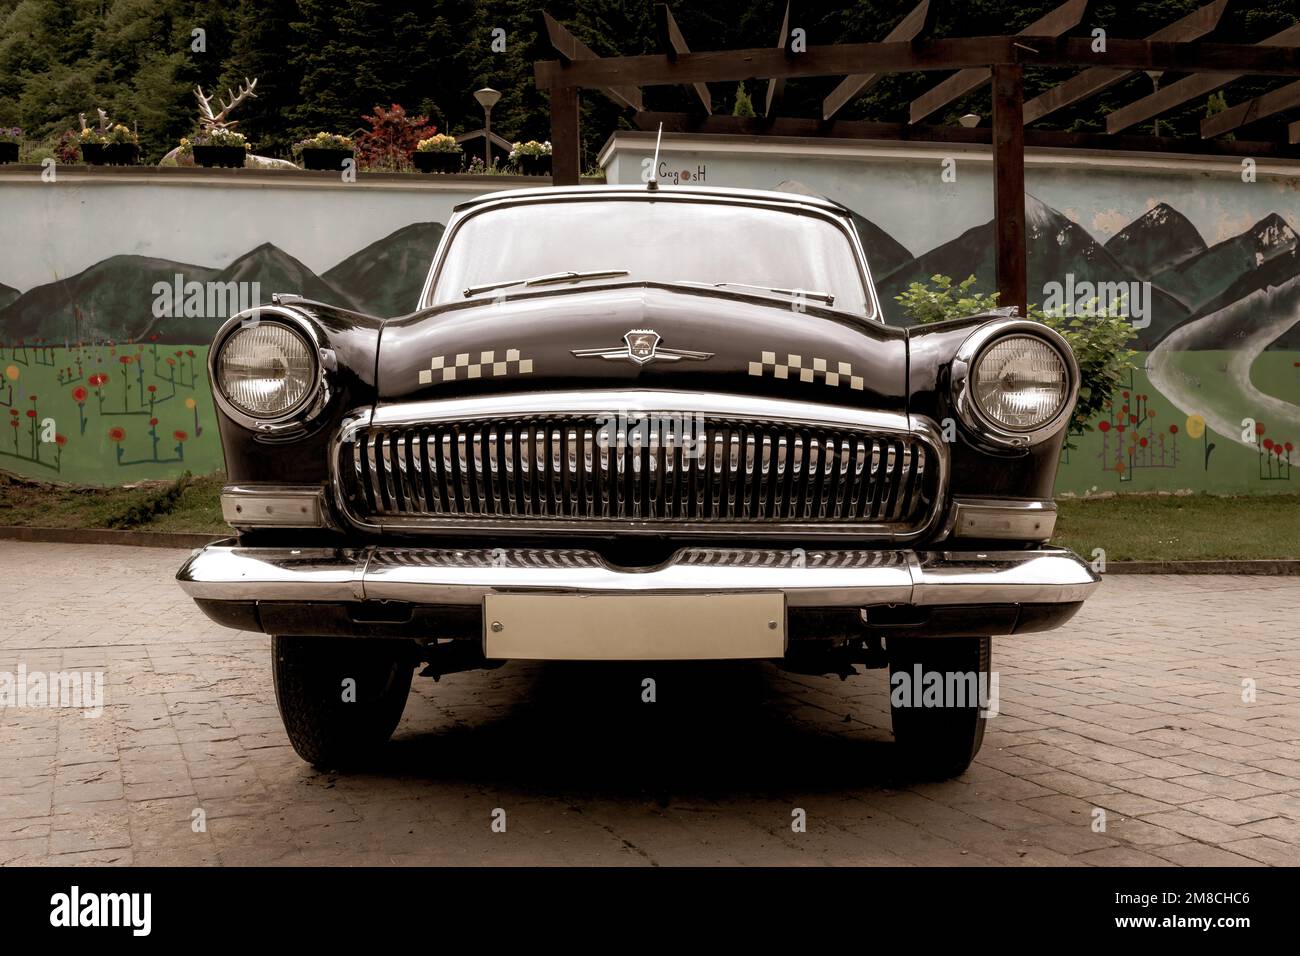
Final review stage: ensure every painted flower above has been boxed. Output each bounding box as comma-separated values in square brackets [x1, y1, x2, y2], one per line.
[108, 426, 125, 442]
[1169, 425, 1178, 434]
[55, 434, 67, 446]
[25, 409, 35, 418]
[72, 386, 87, 402]
[173, 430, 188, 442]
[149, 417, 158, 427]
[1098, 421, 1111, 433]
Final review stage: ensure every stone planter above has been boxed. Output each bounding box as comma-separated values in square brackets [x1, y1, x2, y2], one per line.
[516, 154, 552, 177]
[413, 151, 463, 174]
[80, 143, 139, 166]
[192, 145, 247, 169]
[299, 148, 354, 171]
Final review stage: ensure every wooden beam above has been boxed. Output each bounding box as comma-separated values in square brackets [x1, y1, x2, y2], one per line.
[629, 109, 1300, 157]
[764, 2, 791, 118]
[992, 64, 1027, 316]
[542, 11, 643, 111]
[534, 38, 1300, 91]
[824, 0, 936, 121]
[1106, 22, 1300, 133]
[656, 5, 711, 113]
[550, 85, 581, 185]
[1202, 77, 1300, 138]
[908, 0, 1088, 124]
[1023, 0, 1229, 125]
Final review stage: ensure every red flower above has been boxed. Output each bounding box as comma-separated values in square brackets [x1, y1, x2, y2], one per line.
[1169, 425, 1178, 434]
[1122, 391, 1130, 399]
[166, 358, 175, 367]
[108, 426, 125, 442]
[1139, 437, 1148, 447]
[173, 430, 188, 442]
[149, 417, 158, 427]
[55, 434, 66, 446]
[1264, 438, 1275, 450]
[1286, 442, 1295, 453]
[1128, 415, 1137, 424]
[120, 355, 133, 365]
[25, 409, 35, 418]
[1117, 424, 1126, 433]
[1098, 421, 1111, 432]
[72, 386, 87, 403]
[147, 385, 157, 393]
[1256, 422, 1266, 435]
[185, 350, 194, 357]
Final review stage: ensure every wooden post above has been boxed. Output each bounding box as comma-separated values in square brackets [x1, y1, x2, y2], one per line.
[551, 85, 580, 185]
[991, 64, 1027, 316]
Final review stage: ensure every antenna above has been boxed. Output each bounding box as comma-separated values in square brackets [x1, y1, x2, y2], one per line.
[647, 122, 663, 191]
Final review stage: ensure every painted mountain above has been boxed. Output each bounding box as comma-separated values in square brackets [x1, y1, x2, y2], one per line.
[1103, 203, 1206, 280]
[324, 221, 444, 318]
[0, 282, 18, 310]
[1150, 212, 1297, 313]
[0, 255, 220, 345]
[1163, 245, 1300, 351]
[875, 195, 1190, 347]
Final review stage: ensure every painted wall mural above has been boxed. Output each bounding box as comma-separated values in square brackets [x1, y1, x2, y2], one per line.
[604, 139, 1299, 495]
[3, 145, 1298, 495]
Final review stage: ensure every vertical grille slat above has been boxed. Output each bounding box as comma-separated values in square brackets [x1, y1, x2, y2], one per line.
[340, 413, 939, 531]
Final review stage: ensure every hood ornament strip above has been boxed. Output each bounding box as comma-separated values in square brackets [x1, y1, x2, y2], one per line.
[572, 329, 713, 367]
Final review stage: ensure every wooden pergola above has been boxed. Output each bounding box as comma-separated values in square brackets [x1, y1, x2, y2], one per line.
[534, 2, 1300, 316]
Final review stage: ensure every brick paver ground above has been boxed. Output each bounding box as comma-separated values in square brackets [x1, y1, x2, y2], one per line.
[0, 541, 1297, 866]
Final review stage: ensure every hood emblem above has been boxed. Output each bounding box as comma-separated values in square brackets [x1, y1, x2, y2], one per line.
[572, 329, 713, 367]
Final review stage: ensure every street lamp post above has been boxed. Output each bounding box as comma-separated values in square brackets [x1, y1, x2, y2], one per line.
[474, 87, 501, 168]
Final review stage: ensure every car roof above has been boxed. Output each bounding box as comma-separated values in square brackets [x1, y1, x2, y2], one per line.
[451, 183, 851, 217]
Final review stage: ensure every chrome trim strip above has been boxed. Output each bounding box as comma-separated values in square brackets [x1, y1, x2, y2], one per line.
[949, 318, 1081, 449]
[949, 498, 1057, 541]
[220, 485, 327, 529]
[177, 543, 1100, 608]
[329, 391, 950, 540]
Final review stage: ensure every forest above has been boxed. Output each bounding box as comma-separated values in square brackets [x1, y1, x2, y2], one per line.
[0, 0, 1296, 166]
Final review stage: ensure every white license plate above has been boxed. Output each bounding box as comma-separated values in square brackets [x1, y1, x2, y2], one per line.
[483, 592, 786, 660]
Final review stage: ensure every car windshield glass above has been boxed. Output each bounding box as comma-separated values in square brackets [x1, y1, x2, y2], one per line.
[430, 198, 873, 317]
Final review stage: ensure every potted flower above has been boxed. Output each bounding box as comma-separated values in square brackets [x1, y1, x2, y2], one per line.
[510, 140, 552, 176]
[189, 128, 250, 168]
[0, 127, 20, 164]
[189, 78, 258, 169]
[78, 111, 140, 165]
[413, 134, 463, 173]
[294, 131, 355, 171]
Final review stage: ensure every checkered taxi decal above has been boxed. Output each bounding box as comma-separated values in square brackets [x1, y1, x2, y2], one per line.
[748, 352, 864, 390]
[418, 349, 534, 384]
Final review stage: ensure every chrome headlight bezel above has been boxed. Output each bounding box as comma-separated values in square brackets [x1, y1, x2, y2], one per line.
[208, 305, 330, 434]
[950, 319, 1079, 449]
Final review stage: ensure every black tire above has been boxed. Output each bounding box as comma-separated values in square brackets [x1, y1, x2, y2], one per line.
[272, 636, 415, 770]
[888, 635, 991, 780]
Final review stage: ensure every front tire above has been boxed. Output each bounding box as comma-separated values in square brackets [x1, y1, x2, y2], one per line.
[888, 635, 991, 780]
[272, 636, 415, 769]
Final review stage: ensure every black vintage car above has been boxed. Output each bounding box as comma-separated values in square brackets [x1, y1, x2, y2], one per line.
[177, 183, 1100, 778]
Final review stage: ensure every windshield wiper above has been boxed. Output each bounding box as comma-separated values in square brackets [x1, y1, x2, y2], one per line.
[463, 269, 630, 298]
[671, 280, 835, 306]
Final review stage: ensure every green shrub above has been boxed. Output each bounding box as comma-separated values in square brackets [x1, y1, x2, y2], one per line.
[894, 274, 1136, 444]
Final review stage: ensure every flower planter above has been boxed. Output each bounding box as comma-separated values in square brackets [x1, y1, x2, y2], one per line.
[299, 147, 354, 171]
[413, 151, 463, 174]
[192, 145, 247, 169]
[80, 143, 139, 166]
[516, 154, 552, 177]
[0, 142, 19, 164]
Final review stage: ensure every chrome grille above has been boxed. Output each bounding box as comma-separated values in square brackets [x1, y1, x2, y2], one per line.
[335, 405, 944, 537]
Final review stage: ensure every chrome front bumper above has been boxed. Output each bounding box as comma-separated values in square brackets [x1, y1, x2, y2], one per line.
[176, 543, 1100, 609]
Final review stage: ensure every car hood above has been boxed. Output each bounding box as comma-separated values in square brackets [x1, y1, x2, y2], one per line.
[376, 282, 907, 411]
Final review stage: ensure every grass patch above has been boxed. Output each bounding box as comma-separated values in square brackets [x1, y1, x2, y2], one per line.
[0, 471, 227, 534]
[1053, 493, 1299, 561]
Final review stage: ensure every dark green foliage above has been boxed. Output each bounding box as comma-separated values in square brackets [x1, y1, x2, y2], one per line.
[0, 2, 1294, 166]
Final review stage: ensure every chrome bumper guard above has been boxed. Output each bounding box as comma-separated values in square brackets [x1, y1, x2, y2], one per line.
[176, 543, 1100, 608]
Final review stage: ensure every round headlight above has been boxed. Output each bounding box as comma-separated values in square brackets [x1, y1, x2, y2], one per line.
[216, 322, 316, 419]
[971, 335, 1068, 431]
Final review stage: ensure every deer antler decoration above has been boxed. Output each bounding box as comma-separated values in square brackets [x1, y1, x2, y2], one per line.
[194, 77, 258, 131]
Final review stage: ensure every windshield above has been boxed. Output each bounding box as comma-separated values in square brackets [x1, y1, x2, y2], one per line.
[429, 198, 874, 317]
